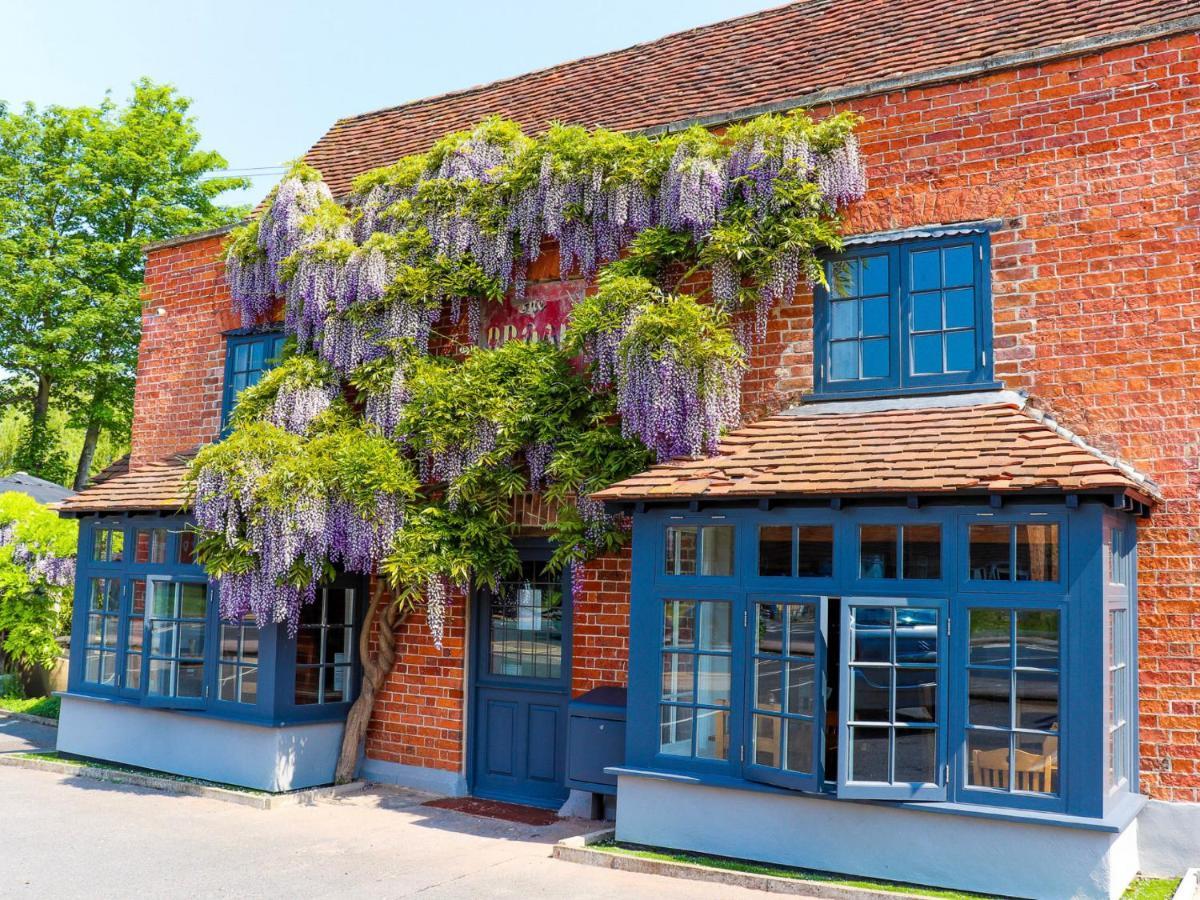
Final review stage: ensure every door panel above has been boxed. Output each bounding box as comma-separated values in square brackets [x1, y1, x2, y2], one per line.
[471, 554, 572, 808]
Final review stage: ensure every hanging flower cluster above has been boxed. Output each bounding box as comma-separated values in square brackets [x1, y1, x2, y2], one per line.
[188, 415, 417, 633]
[203, 109, 864, 639]
[0, 522, 76, 588]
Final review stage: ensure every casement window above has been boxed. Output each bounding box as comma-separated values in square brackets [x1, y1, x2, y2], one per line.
[221, 330, 287, 429]
[68, 514, 362, 724]
[813, 231, 995, 398]
[630, 504, 1131, 820]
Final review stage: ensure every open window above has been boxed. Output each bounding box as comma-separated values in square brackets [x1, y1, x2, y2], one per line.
[837, 597, 947, 800]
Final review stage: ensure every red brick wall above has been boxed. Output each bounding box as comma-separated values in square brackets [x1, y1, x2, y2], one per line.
[571, 549, 633, 696]
[364, 581, 468, 773]
[132, 234, 239, 466]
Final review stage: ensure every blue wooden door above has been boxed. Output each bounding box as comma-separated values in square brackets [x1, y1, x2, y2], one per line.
[471, 552, 571, 808]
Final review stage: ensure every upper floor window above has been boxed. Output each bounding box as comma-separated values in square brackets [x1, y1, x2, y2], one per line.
[221, 331, 286, 429]
[813, 231, 994, 398]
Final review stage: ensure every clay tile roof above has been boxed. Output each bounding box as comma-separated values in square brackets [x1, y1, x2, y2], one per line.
[303, 0, 1192, 197]
[57, 450, 196, 516]
[593, 401, 1158, 504]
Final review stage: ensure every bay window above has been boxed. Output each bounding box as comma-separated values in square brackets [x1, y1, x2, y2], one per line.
[67, 513, 363, 725]
[628, 501, 1138, 821]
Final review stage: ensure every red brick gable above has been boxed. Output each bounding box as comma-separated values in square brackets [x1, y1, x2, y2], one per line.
[304, 0, 1193, 196]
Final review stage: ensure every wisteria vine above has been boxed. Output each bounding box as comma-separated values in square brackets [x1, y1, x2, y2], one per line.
[198, 109, 865, 639]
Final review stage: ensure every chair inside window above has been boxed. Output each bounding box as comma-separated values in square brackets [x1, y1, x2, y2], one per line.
[971, 735, 1057, 793]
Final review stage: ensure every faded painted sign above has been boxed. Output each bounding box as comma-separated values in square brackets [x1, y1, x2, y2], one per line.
[482, 279, 582, 349]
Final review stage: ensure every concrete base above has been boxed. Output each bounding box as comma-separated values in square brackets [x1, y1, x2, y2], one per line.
[1137, 799, 1200, 878]
[615, 774, 1140, 900]
[558, 788, 616, 820]
[56, 695, 344, 792]
[358, 755, 467, 797]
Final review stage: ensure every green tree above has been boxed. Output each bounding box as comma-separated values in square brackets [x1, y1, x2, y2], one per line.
[0, 79, 249, 488]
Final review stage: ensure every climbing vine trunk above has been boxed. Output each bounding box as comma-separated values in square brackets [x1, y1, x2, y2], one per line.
[335, 579, 404, 784]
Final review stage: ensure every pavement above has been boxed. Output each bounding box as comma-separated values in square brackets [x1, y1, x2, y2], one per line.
[0, 714, 763, 899]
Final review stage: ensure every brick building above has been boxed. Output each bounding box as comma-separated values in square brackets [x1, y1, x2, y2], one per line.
[55, 2, 1199, 896]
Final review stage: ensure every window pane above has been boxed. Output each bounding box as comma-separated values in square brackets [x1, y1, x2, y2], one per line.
[1016, 610, 1059, 668]
[1015, 671, 1059, 732]
[796, 525, 834, 577]
[911, 333, 943, 374]
[786, 718, 814, 774]
[910, 249, 940, 291]
[755, 715, 782, 767]
[851, 667, 891, 722]
[912, 292, 942, 331]
[861, 253, 888, 295]
[220, 625, 241, 662]
[861, 296, 889, 337]
[861, 338, 889, 378]
[969, 670, 1011, 728]
[1015, 732, 1058, 794]
[902, 524, 941, 579]
[660, 705, 693, 756]
[830, 341, 857, 380]
[787, 661, 816, 716]
[755, 603, 783, 655]
[852, 606, 892, 662]
[969, 609, 1011, 666]
[134, 529, 167, 564]
[851, 726, 890, 782]
[326, 588, 354, 626]
[860, 525, 897, 579]
[700, 525, 734, 576]
[787, 604, 817, 657]
[241, 628, 260, 665]
[127, 619, 143, 654]
[895, 669, 937, 723]
[1016, 524, 1059, 582]
[697, 655, 730, 706]
[147, 659, 174, 697]
[151, 581, 175, 617]
[294, 666, 320, 705]
[92, 529, 110, 562]
[180, 583, 207, 619]
[176, 663, 204, 698]
[695, 708, 728, 760]
[755, 658, 783, 712]
[665, 526, 697, 575]
[895, 608, 938, 664]
[149, 622, 175, 658]
[295, 629, 321, 665]
[969, 524, 1010, 580]
[698, 602, 731, 651]
[944, 288, 975, 328]
[125, 653, 141, 691]
[323, 665, 350, 703]
[945, 330, 975, 373]
[831, 300, 857, 339]
[219, 663, 239, 702]
[664, 600, 695, 648]
[177, 531, 197, 565]
[831, 258, 858, 298]
[943, 244, 973, 287]
[661, 652, 694, 702]
[131, 580, 146, 615]
[177, 623, 205, 659]
[758, 526, 792, 577]
[894, 729, 937, 783]
[239, 667, 259, 704]
[968, 730, 1010, 789]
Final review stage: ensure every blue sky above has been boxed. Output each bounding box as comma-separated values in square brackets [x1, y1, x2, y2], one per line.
[3, 1, 776, 206]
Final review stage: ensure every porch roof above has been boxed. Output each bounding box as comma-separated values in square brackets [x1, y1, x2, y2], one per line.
[57, 451, 194, 517]
[592, 397, 1158, 506]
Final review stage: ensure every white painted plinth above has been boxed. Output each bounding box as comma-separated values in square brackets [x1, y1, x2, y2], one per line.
[614, 773, 1140, 900]
[57, 695, 344, 792]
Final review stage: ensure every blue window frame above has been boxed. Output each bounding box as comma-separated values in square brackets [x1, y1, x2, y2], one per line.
[626, 500, 1136, 821]
[67, 513, 363, 725]
[221, 330, 286, 429]
[813, 231, 995, 398]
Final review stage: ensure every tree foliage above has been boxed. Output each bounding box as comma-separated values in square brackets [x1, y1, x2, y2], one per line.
[0, 79, 248, 487]
[0, 492, 77, 671]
